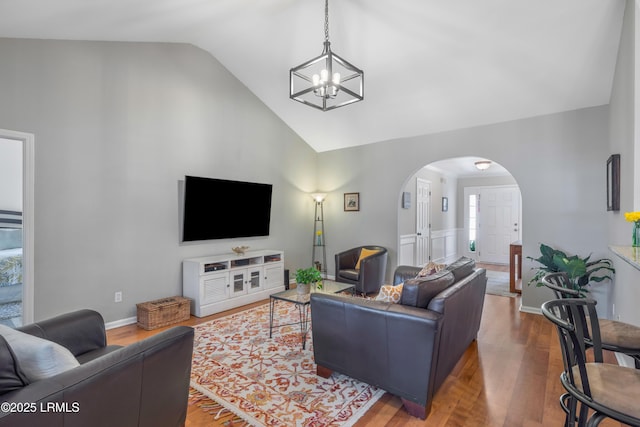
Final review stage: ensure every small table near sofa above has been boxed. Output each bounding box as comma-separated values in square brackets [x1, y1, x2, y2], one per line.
[269, 280, 354, 349]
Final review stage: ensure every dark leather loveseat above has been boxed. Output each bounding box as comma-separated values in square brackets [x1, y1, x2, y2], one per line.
[0, 309, 194, 427]
[311, 257, 487, 419]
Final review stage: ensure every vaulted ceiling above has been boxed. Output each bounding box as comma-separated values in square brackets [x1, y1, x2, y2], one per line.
[0, 0, 626, 152]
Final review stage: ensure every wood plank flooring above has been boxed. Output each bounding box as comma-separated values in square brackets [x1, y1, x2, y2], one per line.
[106, 269, 623, 427]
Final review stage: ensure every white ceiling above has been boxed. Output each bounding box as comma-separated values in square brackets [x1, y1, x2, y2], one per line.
[0, 0, 625, 152]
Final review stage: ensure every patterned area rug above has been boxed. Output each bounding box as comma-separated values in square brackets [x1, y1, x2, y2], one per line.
[190, 302, 385, 427]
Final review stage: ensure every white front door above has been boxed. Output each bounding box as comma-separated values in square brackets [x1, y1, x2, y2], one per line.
[478, 186, 521, 264]
[416, 178, 431, 266]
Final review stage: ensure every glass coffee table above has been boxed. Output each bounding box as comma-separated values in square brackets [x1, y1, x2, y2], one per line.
[269, 280, 355, 349]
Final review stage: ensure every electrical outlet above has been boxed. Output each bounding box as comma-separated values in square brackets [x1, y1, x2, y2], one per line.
[114, 291, 123, 303]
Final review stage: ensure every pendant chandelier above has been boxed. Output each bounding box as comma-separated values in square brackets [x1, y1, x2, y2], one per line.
[289, 0, 364, 112]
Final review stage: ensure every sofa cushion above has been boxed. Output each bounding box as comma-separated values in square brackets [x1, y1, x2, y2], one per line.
[375, 283, 404, 303]
[416, 261, 446, 277]
[355, 248, 380, 269]
[0, 334, 28, 395]
[446, 256, 476, 282]
[400, 270, 455, 308]
[338, 268, 360, 281]
[0, 324, 80, 382]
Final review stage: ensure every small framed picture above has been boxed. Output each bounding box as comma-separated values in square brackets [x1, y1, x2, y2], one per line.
[402, 192, 411, 209]
[442, 197, 448, 212]
[607, 154, 620, 211]
[344, 192, 360, 211]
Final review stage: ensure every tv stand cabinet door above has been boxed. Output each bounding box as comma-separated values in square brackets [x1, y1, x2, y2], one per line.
[201, 272, 230, 305]
[264, 263, 284, 290]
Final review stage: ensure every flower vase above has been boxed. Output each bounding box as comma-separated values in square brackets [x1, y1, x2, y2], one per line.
[634, 221, 640, 247]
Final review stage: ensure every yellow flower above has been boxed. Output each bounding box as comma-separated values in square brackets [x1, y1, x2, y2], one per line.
[625, 211, 640, 223]
[316, 230, 322, 235]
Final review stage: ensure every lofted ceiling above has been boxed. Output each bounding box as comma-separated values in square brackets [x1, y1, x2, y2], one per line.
[0, 0, 626, 153]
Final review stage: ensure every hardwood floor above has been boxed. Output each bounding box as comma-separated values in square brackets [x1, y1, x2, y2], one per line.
[106, 278, 623, 427]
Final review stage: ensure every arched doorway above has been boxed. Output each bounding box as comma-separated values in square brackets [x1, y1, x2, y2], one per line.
[397, 156, 522, 293]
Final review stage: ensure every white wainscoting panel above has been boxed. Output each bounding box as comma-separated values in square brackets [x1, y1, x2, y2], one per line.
[399, 234, 417, 266]
[431, 229, 461, 264]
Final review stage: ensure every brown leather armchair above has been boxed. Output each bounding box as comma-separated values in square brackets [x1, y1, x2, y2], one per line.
[334, 245, 388, 295]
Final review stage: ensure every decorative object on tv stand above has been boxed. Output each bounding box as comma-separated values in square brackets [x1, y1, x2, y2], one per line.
[311, 192, 327, 279]
[624, 211, 640, 247]
[295, 267, 323, 294]
[344, 192, 359, 211]
[289, 0, 364, 112]
[231, 246, 249, 255]
[474, 160, 492, 170]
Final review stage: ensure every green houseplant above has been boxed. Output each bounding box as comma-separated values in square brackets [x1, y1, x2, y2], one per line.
[295, 267, 322, 294]
[527, 243, 615, 296]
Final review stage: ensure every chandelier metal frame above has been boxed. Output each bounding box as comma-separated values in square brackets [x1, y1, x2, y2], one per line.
[289, 0, 364, 111]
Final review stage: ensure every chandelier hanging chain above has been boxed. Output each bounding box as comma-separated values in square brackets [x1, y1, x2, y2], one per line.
[324, 0, 330, 43]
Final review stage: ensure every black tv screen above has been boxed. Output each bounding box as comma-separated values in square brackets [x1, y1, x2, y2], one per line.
[182, 176, 272, 241]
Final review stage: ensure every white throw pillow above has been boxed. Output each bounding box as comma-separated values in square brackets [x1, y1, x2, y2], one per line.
[0, 324, 79, 382]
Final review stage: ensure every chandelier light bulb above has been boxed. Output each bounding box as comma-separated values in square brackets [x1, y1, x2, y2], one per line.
[320, 69, 328, 82]
[332, 72, 340, 85]
[312, 74, 320, 86]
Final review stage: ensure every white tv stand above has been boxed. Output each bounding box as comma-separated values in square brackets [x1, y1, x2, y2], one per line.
[182, 250, 285, 317]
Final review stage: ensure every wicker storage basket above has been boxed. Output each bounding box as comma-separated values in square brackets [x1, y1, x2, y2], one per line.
[136, 296, 191, 330]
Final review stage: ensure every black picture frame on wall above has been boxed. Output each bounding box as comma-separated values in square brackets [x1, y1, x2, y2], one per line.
[607, 154, 620, 212]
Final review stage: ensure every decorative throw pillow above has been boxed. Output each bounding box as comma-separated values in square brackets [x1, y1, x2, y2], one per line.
[355, 248, 380, 270]
[0, 324, 79, 382]
[416, 261, 446, 277]
[0, 334, 28, 394]
[375, 283, 404, 303]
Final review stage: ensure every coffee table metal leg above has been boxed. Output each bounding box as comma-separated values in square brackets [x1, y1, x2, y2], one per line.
[269, 297, 275, 338]
[297, 304, 311, 350]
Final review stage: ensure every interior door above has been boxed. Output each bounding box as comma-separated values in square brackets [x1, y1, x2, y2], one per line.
[478, 186, 521, 264]
[416, 178, 431, 266]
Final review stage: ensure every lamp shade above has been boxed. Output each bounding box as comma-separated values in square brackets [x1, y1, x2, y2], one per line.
[311, 193, 327, 203]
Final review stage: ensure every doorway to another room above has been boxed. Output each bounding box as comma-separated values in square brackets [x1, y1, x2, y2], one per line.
[0, 131, 35, 326]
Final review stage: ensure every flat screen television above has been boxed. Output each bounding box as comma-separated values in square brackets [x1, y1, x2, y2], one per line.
[182, 176, 272, 241]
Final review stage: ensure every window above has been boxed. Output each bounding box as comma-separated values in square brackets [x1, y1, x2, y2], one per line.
[468, 194, 477, 252]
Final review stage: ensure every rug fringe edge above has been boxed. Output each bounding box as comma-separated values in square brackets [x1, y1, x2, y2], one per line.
[190, 381, 265, 427]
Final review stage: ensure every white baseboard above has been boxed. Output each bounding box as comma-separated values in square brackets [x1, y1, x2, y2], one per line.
[105, 316, 137, 330]
[519, 304, 542, 315]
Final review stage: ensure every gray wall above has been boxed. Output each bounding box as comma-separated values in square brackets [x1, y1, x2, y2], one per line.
[0, 39, 316, 322]
[318, 106, 610, 313]
[608, 0, 640, 328]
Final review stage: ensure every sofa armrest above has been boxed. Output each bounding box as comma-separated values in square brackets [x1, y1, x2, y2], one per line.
[393, 265, 421, 285]
[310, 294, 442, 409]
[17, 309, 107, 358]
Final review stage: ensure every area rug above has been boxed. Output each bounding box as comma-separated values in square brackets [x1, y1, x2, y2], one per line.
[485, 270, 519, 297]
[190, 302, 385, 427]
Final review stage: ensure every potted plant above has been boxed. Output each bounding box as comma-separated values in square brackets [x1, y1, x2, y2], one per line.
[295, 267, 322, 294]
[527, 243, 615, 296]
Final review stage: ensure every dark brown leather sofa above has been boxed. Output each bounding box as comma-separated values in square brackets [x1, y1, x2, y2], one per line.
[311, 257, 487, 419]
[0, 309, 194, 427]
[334, 245, 388, 295]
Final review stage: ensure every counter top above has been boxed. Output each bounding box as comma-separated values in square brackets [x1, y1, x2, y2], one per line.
[609, 246, 640, 271]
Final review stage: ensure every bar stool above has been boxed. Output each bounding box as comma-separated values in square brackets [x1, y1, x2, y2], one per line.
[542, 298, 640, 427]
[542, 272, 640, 369]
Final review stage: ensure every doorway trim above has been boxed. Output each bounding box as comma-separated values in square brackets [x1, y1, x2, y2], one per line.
[0, 129, 34, 324]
